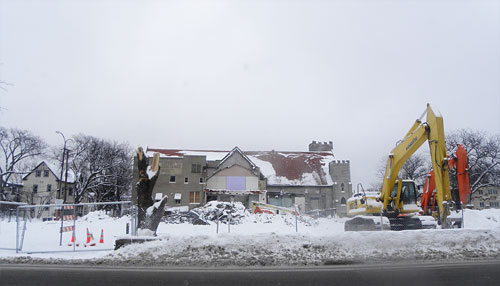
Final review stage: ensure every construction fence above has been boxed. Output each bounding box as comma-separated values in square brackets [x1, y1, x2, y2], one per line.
[0, 201, 136, 253]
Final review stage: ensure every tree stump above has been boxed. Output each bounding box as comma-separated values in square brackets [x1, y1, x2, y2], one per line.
[136, 147, 168, 234]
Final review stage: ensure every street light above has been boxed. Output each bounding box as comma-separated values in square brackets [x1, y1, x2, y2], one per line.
[55, 131, 74, 203]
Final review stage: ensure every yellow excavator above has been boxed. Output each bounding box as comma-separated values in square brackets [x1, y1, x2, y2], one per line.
[345, 104, 453, 231]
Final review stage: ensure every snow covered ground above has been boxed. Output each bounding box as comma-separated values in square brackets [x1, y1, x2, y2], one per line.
[1, 208, 499, 266]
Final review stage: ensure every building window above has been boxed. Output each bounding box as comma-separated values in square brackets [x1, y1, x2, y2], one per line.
[169, 176, 176, 183]
[184, 177, 189, 184]
[35, 170, 41, 177]
[480, 202, 485, 208]
[44, 170, 49, 177]
[199, 177, 204, 184]
[174, 193, 181, 204]
[490, 201, 499, 208]
[340, 197, 346, 205]
[191, 164, 201, 173]
[33, 185, 38, 193]
[47, 184, 52, 192]
[68, 187, 73, 196]
[190, 192, 200, 204]
[341, 183, 345, 192]
[479, 190, 483, 195]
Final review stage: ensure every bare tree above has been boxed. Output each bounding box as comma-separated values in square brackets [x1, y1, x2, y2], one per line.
[400, 153, 430, 186]
[446, 129, 500, 194]
[373, 153, 429, 191]
[58, 134, 133, 203]
[0, 127, 46, 200]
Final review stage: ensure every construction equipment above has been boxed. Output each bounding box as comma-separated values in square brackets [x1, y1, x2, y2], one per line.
[421, 144, 471, 217]
[345, 104, 454, 231]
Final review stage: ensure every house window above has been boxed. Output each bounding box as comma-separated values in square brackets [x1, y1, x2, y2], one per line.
[479, 190, 483, 195]
[169, 176, 176, 183]
[480, 202, 485, 208]
[47, 184, 52, 192]
[35, 170, 41, 177]
[68, 187, 73, 196]
[184, 177, 189, 184]
[191, 164, 201, 173]
[174, 193, 181, 204]
[33, 184, 38, 193]
[190, 192, 200, 204]
[340, 197, 346, 205]
[199, 177, 204, 184]
[490, 201, 499, 208]
[44, 170, 49, 177]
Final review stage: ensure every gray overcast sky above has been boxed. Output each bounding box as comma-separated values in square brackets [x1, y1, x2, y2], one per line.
[1, 0, 499, 187]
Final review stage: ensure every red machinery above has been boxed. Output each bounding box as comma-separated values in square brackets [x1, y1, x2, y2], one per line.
[421, 144, 471, 215]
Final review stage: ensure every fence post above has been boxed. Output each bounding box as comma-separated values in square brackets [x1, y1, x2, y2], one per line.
[73, 205, 76, 252]
[380, 204, 383, 231]
[59, 205, 64, 246]
[15, 207, 19, 253]
[216, 209, 219, 234]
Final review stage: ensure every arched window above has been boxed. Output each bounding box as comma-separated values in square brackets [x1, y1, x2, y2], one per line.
[341, 197, 346, 205]
[341, 183, 345, 192]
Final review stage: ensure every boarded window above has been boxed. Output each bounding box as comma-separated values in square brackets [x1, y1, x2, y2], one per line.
[189, 192, 200, 204]
[226, 176, 245, 190]
[191, 164, 201, 173]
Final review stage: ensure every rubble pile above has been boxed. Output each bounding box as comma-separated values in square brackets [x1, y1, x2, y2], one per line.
[164, 201, 250, 225]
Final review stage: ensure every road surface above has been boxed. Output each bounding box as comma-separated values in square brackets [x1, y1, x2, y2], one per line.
[1, 260, 499, 286]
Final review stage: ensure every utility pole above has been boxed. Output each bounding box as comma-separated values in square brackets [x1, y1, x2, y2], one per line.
[63, 149, 70, 203]
[56, 131, 74, 203]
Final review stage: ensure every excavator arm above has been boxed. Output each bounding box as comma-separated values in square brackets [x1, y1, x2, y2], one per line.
[380, 104, 452, 225]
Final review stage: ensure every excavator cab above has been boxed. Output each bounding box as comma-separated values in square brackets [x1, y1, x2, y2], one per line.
[388, 180, 418, 213]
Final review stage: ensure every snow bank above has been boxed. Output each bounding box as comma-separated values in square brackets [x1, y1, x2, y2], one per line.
[103, 228, 500, 266]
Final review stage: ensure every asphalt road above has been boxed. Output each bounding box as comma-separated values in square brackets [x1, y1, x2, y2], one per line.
[1, 260, 499, 286]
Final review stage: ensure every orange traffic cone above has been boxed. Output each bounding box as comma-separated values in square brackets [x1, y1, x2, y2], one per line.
[99, 229, 104, 244]
[86, 228, 91, 243]
[68, 232, 76, 246]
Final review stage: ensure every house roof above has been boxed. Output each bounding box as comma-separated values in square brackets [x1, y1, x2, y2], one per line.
[22, 161, 76, 183]
[245, 151, 335, 186]
[147, 147, 339, 187]
[146, 148, 229, 161]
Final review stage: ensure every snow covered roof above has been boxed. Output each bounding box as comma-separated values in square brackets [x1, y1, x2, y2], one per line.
[147, 147, 339, 187]
[245, 151, 335, 186]
[22, 161, 76, 183]
[146, 148, 229, 161]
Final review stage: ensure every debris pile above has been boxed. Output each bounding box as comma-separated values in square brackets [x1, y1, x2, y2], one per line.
[164, 201, 250, 225]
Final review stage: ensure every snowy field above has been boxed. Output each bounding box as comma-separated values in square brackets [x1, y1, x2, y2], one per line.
[1, 208, 499, 266]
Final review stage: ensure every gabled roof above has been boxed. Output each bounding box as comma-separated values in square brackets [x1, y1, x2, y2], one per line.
[147, 147, 339, 187]
[22, 161, 76, 183]
[216, 146, 257, 170]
